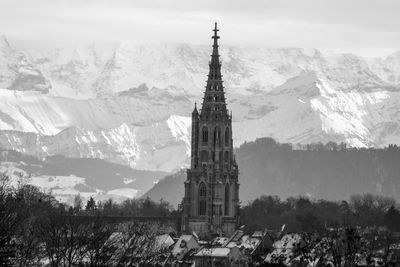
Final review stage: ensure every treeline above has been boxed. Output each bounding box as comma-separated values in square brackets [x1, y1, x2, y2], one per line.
[241, 194, 400, 233]
[0, 175, 176, 266]
[241, 137, 400, 152]
[72, 194, 176, 217]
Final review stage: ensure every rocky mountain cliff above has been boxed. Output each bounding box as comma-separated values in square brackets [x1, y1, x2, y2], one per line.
[0, 36, 51, 93]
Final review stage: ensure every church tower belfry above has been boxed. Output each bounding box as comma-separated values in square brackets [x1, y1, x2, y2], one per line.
[182, 23, 239, 238]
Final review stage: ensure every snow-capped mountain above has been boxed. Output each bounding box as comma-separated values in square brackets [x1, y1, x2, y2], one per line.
[27, 42, 398, 98]
[0, 36, 51, 93]
[232, 71, 400, 147]
[367, 51, 400, 85]
[0, 83, 192, 135]
[1, 35, 400, 172]
[0, 115, 191, 172]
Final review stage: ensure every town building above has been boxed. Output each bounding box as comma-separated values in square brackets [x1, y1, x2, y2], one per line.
[194, 246, 247, 267]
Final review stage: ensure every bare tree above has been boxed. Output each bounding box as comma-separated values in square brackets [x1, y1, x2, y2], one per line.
[0, 173, 20, 265]
[13, 217, 43, 267]
[59, 215, 88, 267]
[107, 221, 171, 266]
[35, 208, 65, 267]
[83, 216, 116, 267]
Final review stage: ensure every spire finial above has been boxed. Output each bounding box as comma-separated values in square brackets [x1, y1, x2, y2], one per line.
[201, 22, 226, 113]
[212, 22, 219, 41]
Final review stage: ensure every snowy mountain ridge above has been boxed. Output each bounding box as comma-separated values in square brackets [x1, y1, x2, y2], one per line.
[0, 36, 51, 93]
[0, 114, 191, 172]
[1, 36, 400, 172]
[15, 38, 400, 98]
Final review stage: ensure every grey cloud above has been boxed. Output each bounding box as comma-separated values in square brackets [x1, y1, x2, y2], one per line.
[0, 0, 399, 57]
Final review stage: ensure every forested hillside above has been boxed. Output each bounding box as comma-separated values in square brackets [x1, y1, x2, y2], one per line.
[237, 138, 400, 204]
[144, 138, 400, 207]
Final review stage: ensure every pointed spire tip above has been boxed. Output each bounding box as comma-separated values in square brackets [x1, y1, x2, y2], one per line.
[212, 22, 219, 40]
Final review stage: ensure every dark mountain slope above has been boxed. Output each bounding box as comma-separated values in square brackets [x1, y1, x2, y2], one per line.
[0, 148, 167, 195]
[142, 170, 186, 206]
[143, 138, 400, 207]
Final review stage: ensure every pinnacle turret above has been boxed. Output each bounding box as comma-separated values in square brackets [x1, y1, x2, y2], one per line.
[192, 102, 199, 117]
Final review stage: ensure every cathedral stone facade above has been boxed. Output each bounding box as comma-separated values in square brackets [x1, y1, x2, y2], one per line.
[181, 23, 240, 238]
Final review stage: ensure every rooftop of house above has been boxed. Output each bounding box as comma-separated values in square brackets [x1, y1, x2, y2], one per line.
[225, 235, 262, 254]
[194, 247, 231, 257]
[212, 236, 229, 246]
[171, 234, 200, 259]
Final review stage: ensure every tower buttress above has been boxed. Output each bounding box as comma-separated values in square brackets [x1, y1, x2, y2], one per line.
[191, 103, 199, 168]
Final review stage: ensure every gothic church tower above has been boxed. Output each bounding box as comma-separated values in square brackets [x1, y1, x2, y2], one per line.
[182, 23, 239, 238]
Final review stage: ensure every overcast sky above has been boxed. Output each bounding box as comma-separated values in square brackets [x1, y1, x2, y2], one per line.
[1, 0, 399, 57]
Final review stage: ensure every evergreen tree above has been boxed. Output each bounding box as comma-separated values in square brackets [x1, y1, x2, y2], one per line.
[85, 196, 96, 212]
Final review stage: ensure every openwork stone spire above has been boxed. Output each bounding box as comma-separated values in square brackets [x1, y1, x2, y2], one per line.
[201, 22, 227, 116]
[208, 22, 222, 85]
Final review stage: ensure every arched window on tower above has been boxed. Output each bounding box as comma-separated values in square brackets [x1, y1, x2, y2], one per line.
[201, 151, 208, 163]
[224, 183, 230, 216]
[199, 183, 207, 216]
[213, 127, 221, 147]
[202, 127, 208, 143]
[224, 151, 229, 163]
[225, 127, 230, 146]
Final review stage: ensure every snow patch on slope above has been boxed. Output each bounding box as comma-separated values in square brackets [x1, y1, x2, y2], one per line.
[167, 115, 191, 150]
[0, 162, 137, 205]
[107, 188, 138, 199]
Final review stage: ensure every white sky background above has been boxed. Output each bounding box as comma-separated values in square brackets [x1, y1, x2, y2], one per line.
[0, 0, 399, 57]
